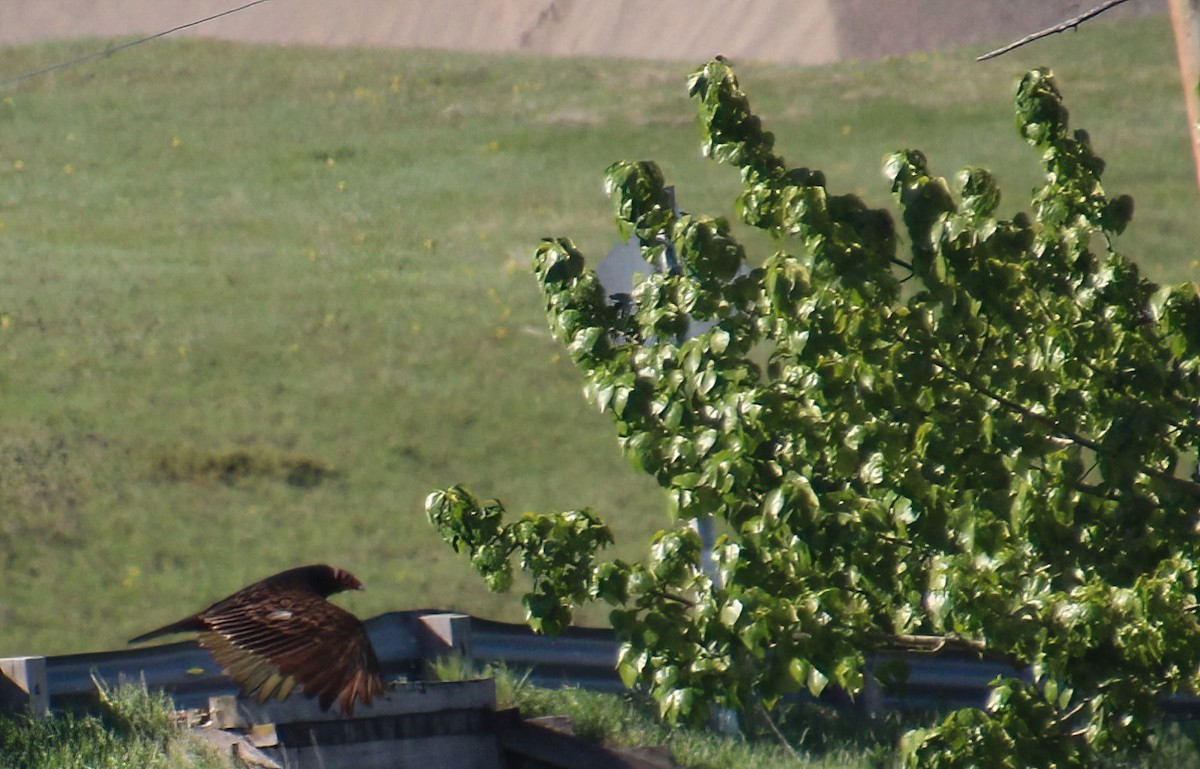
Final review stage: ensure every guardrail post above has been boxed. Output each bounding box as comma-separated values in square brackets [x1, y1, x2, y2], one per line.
[1, 656, 49, 715]
[415, 613, 473, 664]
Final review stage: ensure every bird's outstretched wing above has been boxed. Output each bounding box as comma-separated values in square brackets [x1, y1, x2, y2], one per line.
[198, 584, 384, 714]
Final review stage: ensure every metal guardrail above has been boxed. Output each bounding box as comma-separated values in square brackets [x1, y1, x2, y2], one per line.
[3, 608, 1174, 715]
[458, 616, 1017, 711]
[32, 609, 435, 711]
[468, 617, 626, 693]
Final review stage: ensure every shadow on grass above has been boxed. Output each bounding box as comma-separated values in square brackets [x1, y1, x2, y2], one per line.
[152, 446, 336, 488]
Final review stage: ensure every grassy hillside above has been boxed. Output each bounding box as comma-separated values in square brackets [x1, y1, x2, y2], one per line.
[0, 14, 1197, 656]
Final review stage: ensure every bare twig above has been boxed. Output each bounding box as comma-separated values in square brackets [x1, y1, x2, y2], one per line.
[928, 356, 1200, 499]
[879, 532, 916, 549]
[879, 632, 1029, 669]
[757, 702, 804, 762]
[648, 588, 696, 607]
[1054, 698, 1090, 727]
[977, 0, 1138, 61]
[929, 357, 1100, 451]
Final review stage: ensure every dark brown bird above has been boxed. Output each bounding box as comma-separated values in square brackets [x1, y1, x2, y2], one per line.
[129, 564, 385, 715]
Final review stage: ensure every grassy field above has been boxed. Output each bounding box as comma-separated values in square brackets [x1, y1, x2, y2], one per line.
[0, 13, 1197, 659]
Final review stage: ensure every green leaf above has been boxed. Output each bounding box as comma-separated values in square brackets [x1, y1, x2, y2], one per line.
[788, 657, 810, 686]
[617, 644, 643, 688]
[859, 451, 885, 486]
[807, 666, 829, 697]
[720, 599, 744, 628]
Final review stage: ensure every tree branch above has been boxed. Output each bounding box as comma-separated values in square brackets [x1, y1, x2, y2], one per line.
[1054, 698, 1090, 728]
[648, 588, 696, 607]
[879, 532, 917, 549]
[929, 357, 1100, 451]
[977, 0, 1138, 61]
[1070, 479, 1122, 502]
[879, 633, 1029, 670]
[929, 357, 1200, 499]
[756, 702, 803, 762]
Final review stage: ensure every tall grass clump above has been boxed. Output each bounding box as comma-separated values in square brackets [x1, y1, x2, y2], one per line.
[0, 683, 230, 769]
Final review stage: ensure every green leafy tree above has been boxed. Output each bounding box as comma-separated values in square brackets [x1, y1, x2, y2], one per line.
[426, 59, 1200, 767]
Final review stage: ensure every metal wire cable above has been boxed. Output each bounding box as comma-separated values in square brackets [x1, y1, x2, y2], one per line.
[0, 0, 273, 88]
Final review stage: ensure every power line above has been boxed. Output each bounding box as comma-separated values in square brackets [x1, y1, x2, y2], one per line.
[0, 0, 273, 88]
[976, 0, 1136, 61]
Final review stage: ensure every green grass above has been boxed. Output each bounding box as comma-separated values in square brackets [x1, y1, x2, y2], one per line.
[501, 684, 877, 769]
[433, 658, 889, 768]
[0, 13, 1197, 658]
[435, 661, 1200, 768]
[0, 683, 230, 769]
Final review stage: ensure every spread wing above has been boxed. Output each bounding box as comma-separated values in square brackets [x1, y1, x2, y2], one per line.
[197, 588, 384, 714]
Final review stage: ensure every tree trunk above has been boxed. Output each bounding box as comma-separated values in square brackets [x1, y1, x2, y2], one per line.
[1170, 0, 1200, 191]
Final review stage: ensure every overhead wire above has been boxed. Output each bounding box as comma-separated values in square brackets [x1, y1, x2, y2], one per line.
[0, 0, 273, 88]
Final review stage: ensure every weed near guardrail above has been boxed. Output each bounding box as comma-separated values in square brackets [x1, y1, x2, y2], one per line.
[0, 682, 230, 769]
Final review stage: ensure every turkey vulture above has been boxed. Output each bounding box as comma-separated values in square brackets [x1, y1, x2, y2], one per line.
[129, 564, 385, 714]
